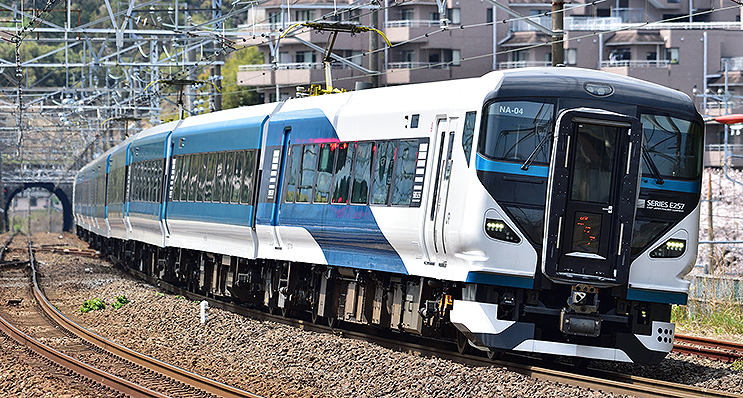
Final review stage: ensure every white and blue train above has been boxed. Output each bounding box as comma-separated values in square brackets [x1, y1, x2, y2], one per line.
[75, 67, 704, 364]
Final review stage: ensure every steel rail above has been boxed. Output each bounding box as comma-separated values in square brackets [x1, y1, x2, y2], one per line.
[0, 235, 169, 398]
[28, 238, 263, 398]
[674, 334, 743, 363]
[122, 266, 742, 398]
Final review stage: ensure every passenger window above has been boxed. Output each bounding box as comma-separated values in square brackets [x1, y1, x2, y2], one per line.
[371, 140, 396, 205]
[284, 145, 301, 203]
[203, 153, 216, 202]
[241, 150, 256, 204]
[462, 111, 476, 167]
[179, 155, 191, 202]
[214, 152, 225, 203]
[196, 153, 208, 202]
[172, 157, 182, 201]
[298, 144, 318, 203]
[231, 151, 245, 203]
[223, 152, 235, 203]
[188, 154, 200, 202]
[315, 143, 335, 203]
[351, 142, 372, 204]
[391, 140, 418, 206]
[332, 142, 354, 204]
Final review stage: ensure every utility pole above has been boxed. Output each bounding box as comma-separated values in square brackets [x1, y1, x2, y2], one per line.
[708, 171, 715, 272]
[551, 0, 564, 66]
[369, 3, 379, 88]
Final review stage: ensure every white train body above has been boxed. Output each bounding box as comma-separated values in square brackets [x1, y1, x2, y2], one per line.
[75, 68, 704, 364]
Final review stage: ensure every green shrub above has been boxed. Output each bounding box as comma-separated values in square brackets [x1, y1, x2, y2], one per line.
[111, 295, 129, 309]
[79, 298, 106, 313]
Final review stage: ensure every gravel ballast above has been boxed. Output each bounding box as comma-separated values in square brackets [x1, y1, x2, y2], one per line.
[10, 232, 740, 398]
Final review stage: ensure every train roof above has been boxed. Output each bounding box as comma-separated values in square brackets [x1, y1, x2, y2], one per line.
[491, 67, 698, 118]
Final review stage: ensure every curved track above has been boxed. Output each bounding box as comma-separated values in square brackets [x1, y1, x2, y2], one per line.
[0, 234, 263, 398]
[120, 265, 742, 398]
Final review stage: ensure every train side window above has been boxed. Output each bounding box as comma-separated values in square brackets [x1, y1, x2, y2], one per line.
[231, 151, 245, 203]
[332, 142, 354, 204]
[213, 152, 225, 203]
[156, 160, 163, 203]
[298, 144, 318, 203]
[371, 140, 396, 205]
[204, 153, 216, 202]
[351, 142, 372, 204]
[179, 155, 191, 202]
[241, 150, 256, 205]
[222, 152, 235, 202]
[315, 143, 335, 203]
[196, 154, 208, 202]
[149, 161, 156, 202]
[391, 140, 418, 206]
[172, 157, 182, 201]
[284, 145, 301, 203]
[187, 154, 200, 202]
[462, 111, 476, 167]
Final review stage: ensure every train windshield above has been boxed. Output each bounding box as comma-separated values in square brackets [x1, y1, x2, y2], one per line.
[640, 113, 704, 180]
[479, 100, 555, 164]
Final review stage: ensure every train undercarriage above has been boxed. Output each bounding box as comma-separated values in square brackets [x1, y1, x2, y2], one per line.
[79, 227, 673, 364]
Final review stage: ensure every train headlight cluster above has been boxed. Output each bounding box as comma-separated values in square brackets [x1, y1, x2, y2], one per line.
[484, 219, 520, 243]
[649, 239, 686, 258]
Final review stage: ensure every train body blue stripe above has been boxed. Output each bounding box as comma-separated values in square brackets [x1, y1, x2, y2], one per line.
[475, 153, 699, 194]
[474, 153, 549, 177]
[627, 288, 688, 305]
[129, 201, 159, 216]
[167, 202, 254, 226]
[264, 202, 408, 274]
[639, 178, 700, 194]
[465, 271, 535, 289]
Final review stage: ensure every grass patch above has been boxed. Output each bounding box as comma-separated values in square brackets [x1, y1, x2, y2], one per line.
[111, 295, 129, 309]
[671, 303, 743, 336]
[79, 298, 106, 313]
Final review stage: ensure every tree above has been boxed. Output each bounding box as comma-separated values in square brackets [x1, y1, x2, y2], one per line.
[221, 46, 264, 110]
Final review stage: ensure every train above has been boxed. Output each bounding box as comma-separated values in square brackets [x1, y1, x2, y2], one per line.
[75, 67, 704, 364]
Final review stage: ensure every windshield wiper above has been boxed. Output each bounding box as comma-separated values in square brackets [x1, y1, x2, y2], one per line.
[641, 145, 664, 185]
[521, 131, 552, 171]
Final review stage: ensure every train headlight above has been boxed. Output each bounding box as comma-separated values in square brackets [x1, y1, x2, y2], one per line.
[484, 219, 521, 243]
[649, 239, 686, 258]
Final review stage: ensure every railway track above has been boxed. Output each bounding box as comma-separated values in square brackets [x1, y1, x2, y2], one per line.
[119, 265, 742, 398]
[673, 334, 743, 363]
[0, 233, 262, 398]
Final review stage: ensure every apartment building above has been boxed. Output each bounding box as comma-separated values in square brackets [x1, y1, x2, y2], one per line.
[236, 0, 743, 165]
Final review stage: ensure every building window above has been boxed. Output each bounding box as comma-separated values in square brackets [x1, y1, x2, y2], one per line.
[444, 49, 461, 66]
[402, 50, 415, 64]
[296, 51, 315, 64]
[295, 10, 314, 22]
[268, 11, 282, 29]
[401, 9, 414, 20]
[447, 8, 461, 24]
[565, 48, 577, 65]
[486, 8, 493, 23]
[514, 49, 529, 62]
[646, 52, 657, 61]
[666, 48, 679, 64]
[429, 12, 439, 21]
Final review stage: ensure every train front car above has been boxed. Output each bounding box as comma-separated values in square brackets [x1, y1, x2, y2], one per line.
[450, 68, 704, 364]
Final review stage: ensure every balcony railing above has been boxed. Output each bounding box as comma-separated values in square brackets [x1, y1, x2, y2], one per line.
[497, 60, 551, 69]
[600, 60, 671, 68]
[239, 62, 360, 71]
[509, 16, 741, 32]
[386, 61, 451, 69]
[384, 20, 443, 28]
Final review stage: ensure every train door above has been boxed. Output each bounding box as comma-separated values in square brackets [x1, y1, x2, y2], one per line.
[267, 126, 292, 248]
[542, 109, 641, 286]
[424, 116, 457, 265]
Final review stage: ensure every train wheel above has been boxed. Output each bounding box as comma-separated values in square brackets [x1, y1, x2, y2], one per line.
[486, 350, 503, 361]
[456, 330, 471, 355]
